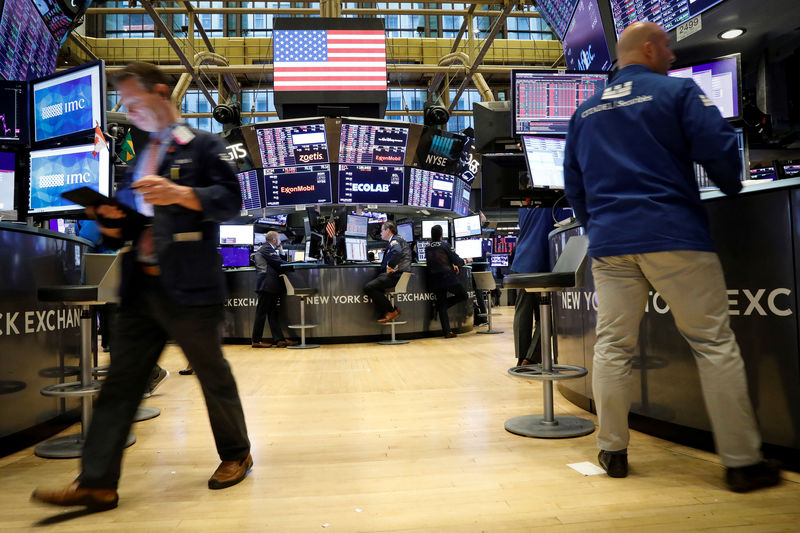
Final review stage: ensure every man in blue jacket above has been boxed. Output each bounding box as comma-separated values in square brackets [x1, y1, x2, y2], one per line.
[32, 62, 252, 510]
[252, 231, 297, 348]
[364, 221, 412, 323]
[564, 22, 779, 492]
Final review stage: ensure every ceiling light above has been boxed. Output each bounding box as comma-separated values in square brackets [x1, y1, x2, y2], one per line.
[719, 28, 746, 40]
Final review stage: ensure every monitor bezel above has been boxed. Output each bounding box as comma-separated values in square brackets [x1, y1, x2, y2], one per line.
[219, 224, 255, 246]
[667, 53, 743, 122]
[452, 214, 482, 238]
[345, 213, 370, 237]
[521, 135, 568, 190]
[421, 219, 449, 240]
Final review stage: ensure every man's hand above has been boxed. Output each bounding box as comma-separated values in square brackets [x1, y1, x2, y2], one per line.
[453, 265, 460, 274]
[131, 175, 201, 211]
[386, 265, 397, 274]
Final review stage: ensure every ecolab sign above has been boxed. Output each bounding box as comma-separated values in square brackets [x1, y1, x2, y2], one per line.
[353, 183, 390, 192]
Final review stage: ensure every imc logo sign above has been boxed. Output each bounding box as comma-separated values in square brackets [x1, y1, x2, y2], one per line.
[29, 144, 107, 213]
[34, 74, 95, 142]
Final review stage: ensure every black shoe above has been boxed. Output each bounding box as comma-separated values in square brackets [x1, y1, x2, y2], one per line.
[726, 460, 781, 493]
[598, 450, 628, 478]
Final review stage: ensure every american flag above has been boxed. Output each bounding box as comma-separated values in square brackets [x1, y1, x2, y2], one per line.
[325, 220, 337, 238]
[273, 29, 387, 92]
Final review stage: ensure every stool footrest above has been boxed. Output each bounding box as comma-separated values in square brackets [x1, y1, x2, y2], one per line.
[288, 324, 318, 330]
[380, 320, 408, 326]
[508, 364, 588, 380]
[40, 381, 102, 397]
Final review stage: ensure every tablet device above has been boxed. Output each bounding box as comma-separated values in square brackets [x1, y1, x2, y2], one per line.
[61, 186, 148, 225]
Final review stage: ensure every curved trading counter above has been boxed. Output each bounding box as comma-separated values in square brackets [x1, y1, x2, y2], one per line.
[222, 263, 475, 342]
[551, 178, 800, 456]
[0, 222, 90, 451]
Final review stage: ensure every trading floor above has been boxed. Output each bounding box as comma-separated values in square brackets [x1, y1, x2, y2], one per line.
[3, 308, 799, 532]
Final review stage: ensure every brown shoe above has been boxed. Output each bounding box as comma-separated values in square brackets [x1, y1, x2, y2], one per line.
[444, 332, 457, 339]
[378, 309, 401, 323]
[31, 482, 118, 510]
[251, 341, 273, 348]
[275, 339, 299, 347]
[208, 454, 253, 490]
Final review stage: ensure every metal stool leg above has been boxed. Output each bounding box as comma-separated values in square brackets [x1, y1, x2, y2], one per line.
[477, 290, 503, 334]
[379, 294, 409, 345]
[288, 297, 320, 349]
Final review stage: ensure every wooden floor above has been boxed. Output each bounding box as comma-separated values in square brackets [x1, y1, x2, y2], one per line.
[3, 307, 799, 532]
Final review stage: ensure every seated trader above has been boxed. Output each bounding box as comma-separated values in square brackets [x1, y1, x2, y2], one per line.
[364, 221, 412, 323]
[252, 231, 297, 348]
[32, 62, 252, 511]
[425, 224, 467, 338]
[564, 22, 779, 491]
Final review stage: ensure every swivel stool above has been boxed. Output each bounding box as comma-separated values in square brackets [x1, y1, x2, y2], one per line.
[281, 274, 320, 349]
[378, 271, 413, 345]
[472, 271, 503, 334]
[502, 235, 594, 438]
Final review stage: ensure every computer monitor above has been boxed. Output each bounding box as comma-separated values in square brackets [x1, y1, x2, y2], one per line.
[262, 165, 333, 206]
[337, 165, 404, 204]
[783, 162, 800, 178]
[219, 224, 254, 245]
[338, 119, 410, 166]
[455, 237, 483, 259]
[345, 237, 368, 261]
[345, 213, 369, 237]
[668, 54, 742, 121]
[522, 136, 567, 189]
[453, 214, 481, 238]
[307, 232, 323, 260]
[511, 70, 609, 135]
[749, 167, 777, 180]
[534, 0, 578, 40]
[0, 80, 29, 144]
[32, 60, 106, 145]
[451, 176, 471, 217]
[236, 169, 263, 210]
[421, 220, 448, 240]
[407, 167, 455, 210]
[490, 254, 509, 267]
[493, 234, 517, 254]
[254, 232, 267, 245]
[255, 119, 329, 168]
[0, 0, 59, 81]
[415, 240, 429, 262]
[609, 0, 727, 36]
[28, 142, 112, 216]
[472, 100, 513, 154]
[257, 214, 287, 226]
[219, 246, 251, 268]
[694, 128, 747, 189]
[396, 221, 414, 243]
[292, 249, 306, 262]
[562, 0, 613, 72]
[0, 151, 15, 211]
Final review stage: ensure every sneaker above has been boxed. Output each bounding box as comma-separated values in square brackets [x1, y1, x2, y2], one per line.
[598, 450, 628, 478]
[726, 460, 781, 493]
[143, 367, 169, 399]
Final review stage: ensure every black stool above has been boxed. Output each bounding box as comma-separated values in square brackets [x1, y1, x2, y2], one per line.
[502, 235, 594, 438]
[281, 274, 320, 349]
[379, 272, 412, 345]
[472, 271, 503, 334]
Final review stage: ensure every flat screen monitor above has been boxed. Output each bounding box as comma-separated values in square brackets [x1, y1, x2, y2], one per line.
[490, 254, 509, 267]
[357, 210, 388, 223]
[534, 0, 578, 40]
[219, 246, 251, 268]
[292, 249, 306, 262]
[421, 220, 448, 240]
[784, 163, 800, 178]
[32, 0, 75, 43]
[472, 100, 513, 154]
[254, 232, 267, 245]
[263, 165, 333, 206]
[0, 0, 59, 81]
[337, 164, 404, 204]
[522, 136, 567, 189]
[749, 167, 777, 180]
[345, 237, 368, 261]
[610, 0, 727, 37]
[694, 128, 747, 189]
[219, 224, 254, 245]
[339, 119, 409, 166]
[32, 60, 106, 145]
[345, 213, 369, 237]
[562, 0, 613, 72]
[408, 167, 455, 210]
[455, 237, 483, 259]
[255, 120, 329, 168]
[512, 70, 608, 135]
[416, 240, 429, 262]
[453, 214, 481, 238]
[668, 54, 741, 120]
[236, 169, 263, 210]
[0, 80, 30, 144]
[493, 234, 517, 255]
[258, 214, 287, 226]
[29, 142, 111, 216]
[0, 151, 14, 211]
[307, 231, 323, 260]
[451, 176, 471, 217]
[396, 221, 414, 243]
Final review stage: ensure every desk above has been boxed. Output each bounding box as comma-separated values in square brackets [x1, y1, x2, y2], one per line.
[222, 263, 475, 342]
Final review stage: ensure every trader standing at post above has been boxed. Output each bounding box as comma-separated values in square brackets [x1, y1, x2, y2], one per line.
[564, 22, 779, 492]
[32, 62, 253, 511]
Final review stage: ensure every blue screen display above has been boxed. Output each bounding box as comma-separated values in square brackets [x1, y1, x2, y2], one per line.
[562, 0, 612, 72]
[219, 246, 251, 268]
[29, 143, 111, 214]
[33, 62, 104, 143]
[338, 164, 404, 204]
[0, 0, 59, 81]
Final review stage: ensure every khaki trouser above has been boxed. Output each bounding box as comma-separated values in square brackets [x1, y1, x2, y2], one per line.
[591, 250, 762, 468]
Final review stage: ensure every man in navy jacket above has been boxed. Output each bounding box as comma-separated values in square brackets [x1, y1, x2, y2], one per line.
[33, 62, 252, 511]
[251, 231, 296, 348]
[564, 22, 778, 492]
[364, 221, 412, 323]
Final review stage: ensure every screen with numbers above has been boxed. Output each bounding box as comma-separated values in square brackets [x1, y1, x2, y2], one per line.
[407, 167, 455, 210]
[338, 120, 409, 165]
[236, 169, 263, 210]
[337, 164, 404, 205]
[609, 0, 727, 37]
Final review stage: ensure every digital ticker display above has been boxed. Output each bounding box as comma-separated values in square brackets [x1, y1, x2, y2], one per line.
[236, 169, 263, 210]
[263, 165, 333, 206]
[562, 0, 612, 72]
[0, 81, 28, 143]
[338, 164, 404, 205]
[534, 0, 579, 40]
[339, 122, 409, 165]
[609, 0, 727, 37]
[0, 0, 59, 81]
[32, 0, 72, 42]
[451, 176, 471, 217]
[407, 167, 455, 210]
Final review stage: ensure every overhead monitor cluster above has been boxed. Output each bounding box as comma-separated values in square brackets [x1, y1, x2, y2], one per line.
[609, 0, 728, 37]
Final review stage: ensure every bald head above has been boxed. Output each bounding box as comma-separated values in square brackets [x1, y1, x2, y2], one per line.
[617, 22, 675, 74]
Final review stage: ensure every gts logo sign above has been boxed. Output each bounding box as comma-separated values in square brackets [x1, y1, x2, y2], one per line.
[353, 183, 390, 192]
[40, 98, 88, 120]
[297, 152, 324, 163]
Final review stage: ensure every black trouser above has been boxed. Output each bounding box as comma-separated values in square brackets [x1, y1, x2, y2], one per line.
[513, 289, 542, 365]
[433, 283, 468, 335]
[78, 274, 250, 489]
[364, 272, 400, 317]
[252, 292, 285, 343]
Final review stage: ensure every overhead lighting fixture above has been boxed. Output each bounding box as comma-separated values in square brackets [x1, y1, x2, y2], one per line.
[719, 28, 746, 40]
